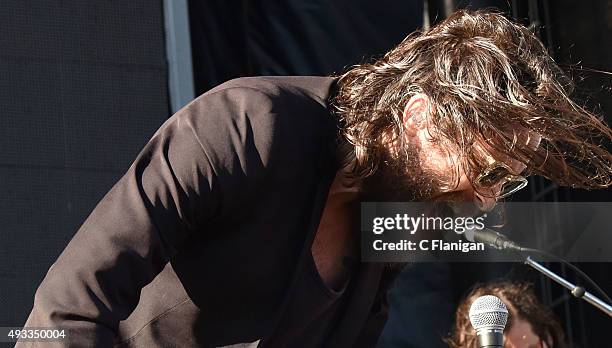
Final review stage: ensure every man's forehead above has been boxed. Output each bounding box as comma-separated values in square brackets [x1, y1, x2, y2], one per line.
[472, 130, 540, 170]
[489, 129, 541, 152]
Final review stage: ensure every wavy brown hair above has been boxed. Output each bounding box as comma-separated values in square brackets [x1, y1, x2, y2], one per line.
[445, 281, 568, 348]
[331, 9, 612, 191]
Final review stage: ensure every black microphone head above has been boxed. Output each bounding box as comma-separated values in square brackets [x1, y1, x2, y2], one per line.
[469, 295, 509, 332]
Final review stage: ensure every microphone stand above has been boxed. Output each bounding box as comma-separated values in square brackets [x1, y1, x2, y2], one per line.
[524, 256, 612, 317]
[464, 227, 612, 317]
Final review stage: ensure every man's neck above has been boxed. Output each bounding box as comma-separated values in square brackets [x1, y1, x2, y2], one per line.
[310, 170, 362, 291]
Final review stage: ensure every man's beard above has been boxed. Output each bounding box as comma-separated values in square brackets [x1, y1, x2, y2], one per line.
[360, 143, 442, 202]
[358, 143, 453, 275]
[359, 142, 485, 221]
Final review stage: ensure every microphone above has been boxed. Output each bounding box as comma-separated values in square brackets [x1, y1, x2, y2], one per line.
[469, 295, 509, 348]
[464, 227, 524, 251]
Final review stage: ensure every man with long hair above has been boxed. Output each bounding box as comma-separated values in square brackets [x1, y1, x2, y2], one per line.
[19, 10, 611, 347]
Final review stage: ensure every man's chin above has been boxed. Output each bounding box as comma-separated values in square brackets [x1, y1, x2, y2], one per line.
[429, 193, 486, 217]
[361, 173, 436, 202]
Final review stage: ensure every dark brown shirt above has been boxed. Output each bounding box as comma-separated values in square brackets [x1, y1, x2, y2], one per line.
[17, 76, 388, 348]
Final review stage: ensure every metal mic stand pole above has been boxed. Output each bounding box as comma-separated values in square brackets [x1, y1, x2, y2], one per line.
[524, 256, 612, 317]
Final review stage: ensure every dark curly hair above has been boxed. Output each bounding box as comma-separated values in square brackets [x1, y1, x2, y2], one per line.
[445, 281, 567, 348]
[331, 9, 612, 193]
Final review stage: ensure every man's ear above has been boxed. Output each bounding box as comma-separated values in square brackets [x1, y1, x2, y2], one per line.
[402, 93, 429, 136]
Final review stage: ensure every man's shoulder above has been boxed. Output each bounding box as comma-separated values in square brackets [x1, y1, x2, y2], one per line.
[202, 76, 336, 106]
[172, 75, 339, 161]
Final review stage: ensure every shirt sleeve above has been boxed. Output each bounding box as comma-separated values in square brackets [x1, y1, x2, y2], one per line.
[16, 86, 274, 347]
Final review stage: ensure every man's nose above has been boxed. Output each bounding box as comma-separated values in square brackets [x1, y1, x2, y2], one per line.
[475, 193, 497, 212]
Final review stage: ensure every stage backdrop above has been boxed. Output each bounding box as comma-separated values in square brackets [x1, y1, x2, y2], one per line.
[0, 1, 169, 340]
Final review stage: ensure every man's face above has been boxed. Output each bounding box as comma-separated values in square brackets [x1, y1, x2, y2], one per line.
[392, 94, 540, 211]
[412, 126, 537, 211]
